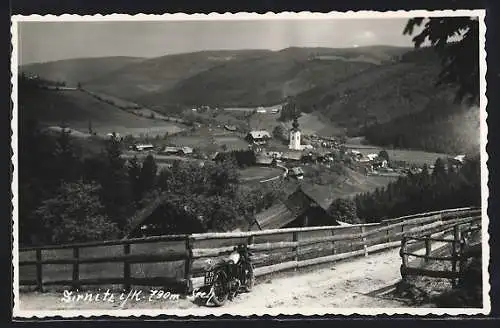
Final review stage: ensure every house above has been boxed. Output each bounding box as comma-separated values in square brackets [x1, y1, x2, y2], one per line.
[372, 158, 388, 169]
[289, 167, 304, 180]
[126, 193, 206, 238]
[162, 146, 181, 154]
[256, 155, 276, 166]
[246, 130, 271, 145]
[133, 144, 155, 152]
[248, 186, 338, 230]
[265, 151, 283, 159]
[453, 155, 466, 164]
[281, 151, 303, 163]
[180, 146, 194, 155]
[224, 124, 238, 132]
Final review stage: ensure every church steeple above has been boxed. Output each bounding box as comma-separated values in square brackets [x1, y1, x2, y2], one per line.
[289, 118, 302, 150]
[291, 118, 300, 132]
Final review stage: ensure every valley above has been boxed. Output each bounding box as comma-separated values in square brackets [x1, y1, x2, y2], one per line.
[18, 44, 478, 237]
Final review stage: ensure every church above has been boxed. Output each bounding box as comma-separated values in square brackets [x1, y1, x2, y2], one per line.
[289, 118, 304, 151]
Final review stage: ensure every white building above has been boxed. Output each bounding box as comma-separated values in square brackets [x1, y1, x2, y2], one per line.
[289, 119, 302, 151]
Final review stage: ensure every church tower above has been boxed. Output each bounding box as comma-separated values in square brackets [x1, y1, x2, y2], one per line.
[289, 118, 302, 150]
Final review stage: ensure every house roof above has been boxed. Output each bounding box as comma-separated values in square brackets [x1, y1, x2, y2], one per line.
[281, 151, 303, 160]
[249, 130, 271, 139]
[256, 155, 275, 165]
[181, 146, 193, 154]
[163, 146, 180, 152]
[125, 193, 171, 238]
[251, 203, 297, 230]
[290, 167, 304, 175]
[298, 184, 335, 211]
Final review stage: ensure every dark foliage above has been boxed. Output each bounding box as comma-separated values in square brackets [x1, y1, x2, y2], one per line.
[354, 156, 480, 223]
[362, 104, 479, 154]
[404, 17, 480, 105]
[214, 150, 257, 168]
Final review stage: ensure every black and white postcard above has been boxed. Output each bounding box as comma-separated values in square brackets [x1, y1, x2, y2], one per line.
[11, 10, 489, 317]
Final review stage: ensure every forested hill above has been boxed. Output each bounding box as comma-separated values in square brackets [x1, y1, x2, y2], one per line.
[362, 104, 480, 155]
[20, 56, 145, 87]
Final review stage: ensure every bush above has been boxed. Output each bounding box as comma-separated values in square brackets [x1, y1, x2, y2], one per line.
[34, 180, 120, 244]
[328, 198, 360, 224]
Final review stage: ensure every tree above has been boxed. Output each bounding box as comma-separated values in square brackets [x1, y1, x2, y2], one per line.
[378, 150, 390, 162]
[273, 125, 286, 141]
[140, 154, 158, 193]
[432, 157, 447, 178]
[127, 156, 143, 204]
[53, 128, 81, 182]
[403, 16, 480, 105]
[34, 180, 119, 244]
[100, 135, 133, 229]
[328, 198, 360, 224]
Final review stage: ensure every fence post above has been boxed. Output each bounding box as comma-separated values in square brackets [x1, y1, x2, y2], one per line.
[36, 249, 43, 293]
[425, 236, 431, 263]
[72, 247, 80, 290]
[459, 238, 466, 277]
[451, 225, 461, 287]
[184, 237, 194, 294]
[123, 243, 131, 292]
[331, 229, 336, 255]
[293, 231, 299, 271]
[248, 235, 254, 246]
[400, 237, 408, 282]
[361, 226, 368, 256]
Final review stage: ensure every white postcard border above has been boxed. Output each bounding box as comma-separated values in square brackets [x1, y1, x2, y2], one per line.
[11, 9, 490, 318]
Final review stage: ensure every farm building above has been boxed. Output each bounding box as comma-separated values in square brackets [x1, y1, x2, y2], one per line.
[256, 155, 276, 166]
[246, 130, 271, 145]
[161, 146, 193, 155]
[265, 151, 283, 159]
[248, 186, 337, 230]
[133, 144, 155, 151]
[125, 193, 206, 238]
[281, 151, 303, 163]
[289, 167, 304, 180]
[224, 124, 238, 132]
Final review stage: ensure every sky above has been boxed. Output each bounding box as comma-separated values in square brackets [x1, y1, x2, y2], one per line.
[18, 18, 417, 65]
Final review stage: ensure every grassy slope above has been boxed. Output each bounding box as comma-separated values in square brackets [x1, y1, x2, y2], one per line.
[85, 50, 273, 102]
[20, 89, 184, 137]
[20, 56, 145, 87]
[362, 104, 480, 155]
[146, 47, 396, 107]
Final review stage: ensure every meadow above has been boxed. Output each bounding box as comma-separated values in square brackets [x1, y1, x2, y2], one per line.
[22, 89, 185, 138]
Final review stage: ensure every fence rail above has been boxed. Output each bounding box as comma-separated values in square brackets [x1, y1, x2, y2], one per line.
[19, 207, 481, 294]
[399, 215, 482, 285]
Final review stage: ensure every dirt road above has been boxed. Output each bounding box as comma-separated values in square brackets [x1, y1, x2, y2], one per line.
[18, 247, 420, 313]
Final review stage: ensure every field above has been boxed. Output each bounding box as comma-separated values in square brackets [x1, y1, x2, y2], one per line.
[239, 166, 284, 183]
[345, 144, 451, 166]
[21, 89, 185, 138]
[168, 126, 249, 152]
[249, 111, 345, 138]
[299, 165, 398, 205]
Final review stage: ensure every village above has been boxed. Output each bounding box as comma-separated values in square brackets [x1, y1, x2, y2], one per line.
[123, 108, 467, 182]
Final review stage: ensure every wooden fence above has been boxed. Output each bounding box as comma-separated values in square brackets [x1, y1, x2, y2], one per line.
[400, 215, 482, 286]
[19, 207, 481, 294]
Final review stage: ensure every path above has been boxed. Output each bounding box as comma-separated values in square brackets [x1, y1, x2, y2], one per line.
[19, 246, 432, 312]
